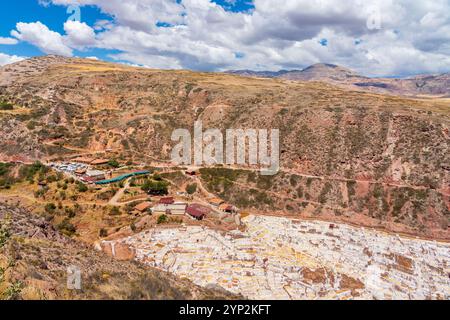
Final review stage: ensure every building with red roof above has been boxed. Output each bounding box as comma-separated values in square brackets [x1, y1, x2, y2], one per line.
[186, 204, 210, 220]
[159, 197, 175, 205]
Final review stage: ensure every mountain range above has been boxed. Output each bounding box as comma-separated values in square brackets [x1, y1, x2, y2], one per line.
[226, 63, 450, 97]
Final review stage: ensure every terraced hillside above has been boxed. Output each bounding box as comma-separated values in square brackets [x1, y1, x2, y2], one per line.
[0, 55, 448, 239]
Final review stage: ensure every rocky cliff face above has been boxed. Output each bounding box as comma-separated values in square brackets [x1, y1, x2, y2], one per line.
[0, 56, 448, 239]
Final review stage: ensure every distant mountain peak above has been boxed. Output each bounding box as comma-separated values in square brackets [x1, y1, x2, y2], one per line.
[280, 63, 363, 81]
[225, 63, 362, 81]
[304, 63, 339, 69]
[224, 69, 297, 78]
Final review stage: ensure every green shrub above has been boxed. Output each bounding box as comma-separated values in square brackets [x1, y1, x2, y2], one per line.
[141, 179, 169, 195]
[108, 159, 120, 168]
[0, 101, 13, 110]
[0, 163, 11, 177]
[77, 182, 88, 193]
[318, 182, 333, 204]
[1, 281, 23, 300]
[57, 218, 76, 236]
[109, 206, 121, 216]
[99, 228, 108, 238]
[186, 183, 197, 195]
[26, 121, 38, 130]
[0, 222, 10, 248]
[44, 203, 56, 214]
[157, 214, 168, 224]
[65, 207, 75, 218]
[19, 161, 46, 181]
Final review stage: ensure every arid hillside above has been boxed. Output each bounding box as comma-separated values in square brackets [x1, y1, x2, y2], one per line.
[0, 56, 448, 239]
[0, 203, 237, 300]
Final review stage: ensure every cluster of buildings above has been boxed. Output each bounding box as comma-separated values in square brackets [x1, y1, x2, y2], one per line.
[80, 170, 107, 183]
[50, 162, 88, 175]
[50, 158, 150, 186]
[134, 197, 211, 220]
[132, 196, 238, 221]
[208, 197, 237, 214]
[104, 215, 450, 300]
[50, 161, 109, 183]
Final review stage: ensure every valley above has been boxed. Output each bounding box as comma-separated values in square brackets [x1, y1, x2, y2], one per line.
[0, 56, 448, 300]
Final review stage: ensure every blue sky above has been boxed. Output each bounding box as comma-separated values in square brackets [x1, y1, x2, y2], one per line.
[211, 0, 254, 12]
[0, 1, 112, 60]
[0, 0, 449, 77]
[0, 0, 256, 62]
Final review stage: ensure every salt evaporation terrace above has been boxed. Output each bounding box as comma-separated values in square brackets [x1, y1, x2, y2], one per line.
[104, 215, 450, 300]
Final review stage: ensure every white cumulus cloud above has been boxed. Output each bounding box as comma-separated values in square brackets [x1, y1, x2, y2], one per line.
[11, 21, 73, 56]
[64, 20, 96, 48]
[0, 53, 26, 66]
[9, 0, 450, 76]
[0, 37, 19, 45]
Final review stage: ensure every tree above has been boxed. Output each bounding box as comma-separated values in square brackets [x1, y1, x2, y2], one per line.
[108, 159, 120, 168]
[141, 179, 169, 195]
[157, 214, 168, 224]
[186, 183, 197, 195]
[19, 161, 46, 182]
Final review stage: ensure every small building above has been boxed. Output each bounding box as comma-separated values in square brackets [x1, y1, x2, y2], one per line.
[91, 159, 109, 166]
[152, 202, 187, 215]
[134, 201, 152, 213]
[185, 170, 197, 176]
[80, 176, 97, 184]
[209, 198, 224, 207]
[159, 197, 175, 205]
[75, 168, 87, 175]
[186, 204, 210, 220]
[219, 203, 235, 213]
[85, 170, 106, 181]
